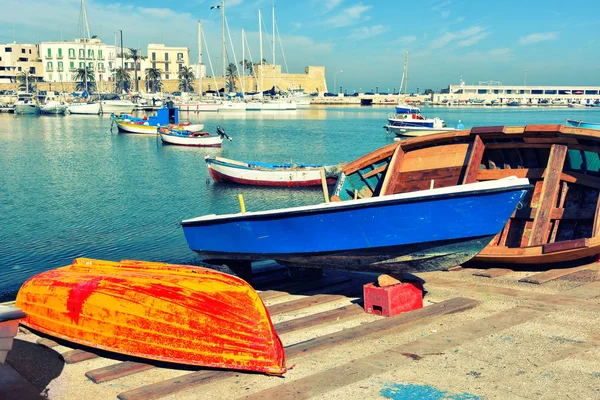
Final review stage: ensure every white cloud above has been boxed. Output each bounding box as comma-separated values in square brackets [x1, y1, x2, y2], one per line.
[326, 4, 371, 28]
[322, 0, 344, 12]
[396, 35, 417, 45]
[349, 25, 389, 40]
[458, 32, 489, 47]
[432, 0, 455, 11]
[441, 11, 450, 18]
[518, 32, 557, 45]
[430, 26, 488, 49]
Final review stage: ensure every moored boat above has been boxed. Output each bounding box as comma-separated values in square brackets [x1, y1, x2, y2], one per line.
[68, 101, 101, 115]
[160, 125, 231, 147]
[40, 100, 68, 115]
[384, 106, 461, 137]
[182, 178, 530, 273]
[565, 119, 600, 130]
[15, 258, 287, 375]
[333, 124, 600, 266]
[205, 155, 342, 187]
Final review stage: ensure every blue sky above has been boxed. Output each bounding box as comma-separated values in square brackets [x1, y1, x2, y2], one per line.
[2, 0, 599, 92]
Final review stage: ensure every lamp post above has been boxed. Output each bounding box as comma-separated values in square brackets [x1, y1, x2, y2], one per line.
[333, 70, 343, 93]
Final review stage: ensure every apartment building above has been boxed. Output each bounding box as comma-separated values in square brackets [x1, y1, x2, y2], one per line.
[144, 44, 190, 80]
[0, 43, 43, 84]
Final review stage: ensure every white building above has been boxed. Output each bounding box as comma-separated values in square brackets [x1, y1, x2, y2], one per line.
[39, 38, 117, 85]
[0, 43, 43, 84]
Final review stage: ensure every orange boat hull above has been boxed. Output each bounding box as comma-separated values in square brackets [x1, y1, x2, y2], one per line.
[15, 258, 286, 375]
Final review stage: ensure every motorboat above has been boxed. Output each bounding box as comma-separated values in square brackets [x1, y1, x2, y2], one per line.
[40, 100, 68, 115]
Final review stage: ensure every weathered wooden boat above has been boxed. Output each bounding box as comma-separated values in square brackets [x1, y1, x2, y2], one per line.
[15, 258, 287, 375]
[565, 119, 600, 130]
[182, 178, 529, 273]
[160, 125, 231, 147]
[0, 306, 26, 364]
[205, 155, 342, 187]
[332, 124, 600, 266]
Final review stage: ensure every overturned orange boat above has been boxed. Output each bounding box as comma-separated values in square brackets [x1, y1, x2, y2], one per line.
[15, 258, 287, 375]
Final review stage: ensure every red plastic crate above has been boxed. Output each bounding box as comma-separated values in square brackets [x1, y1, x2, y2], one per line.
[363, 281, 423, 317]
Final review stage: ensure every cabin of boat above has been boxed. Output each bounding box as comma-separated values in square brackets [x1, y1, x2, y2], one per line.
[332, 124, 600, 266]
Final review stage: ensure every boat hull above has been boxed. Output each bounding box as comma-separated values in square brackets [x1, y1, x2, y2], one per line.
[116, 121, 158, 134]
[68, 103, 101, 115]
[182, 180, 530, 273]
[15, 258, 286, 375]
[565, 119, 600, 130]
[100, 100, 136, 115]
[206, 156, 338, 187]
[385, 124, 457, 137]
[14, 104, 40, 114]
[160, 132, 222, 147]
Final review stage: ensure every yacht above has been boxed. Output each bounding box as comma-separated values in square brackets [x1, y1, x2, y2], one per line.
[13, 93, 40, 115]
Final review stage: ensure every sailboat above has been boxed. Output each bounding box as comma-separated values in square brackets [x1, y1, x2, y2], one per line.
[67, 0, 101, 115]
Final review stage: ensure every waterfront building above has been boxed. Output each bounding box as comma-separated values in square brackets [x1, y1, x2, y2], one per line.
[0, 43, 43, 84]
[143, 44, 190, 81]
[39, 38, 117, 87]
[434, 80, 600, 105]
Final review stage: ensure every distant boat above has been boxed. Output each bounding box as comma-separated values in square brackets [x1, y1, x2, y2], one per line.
[14, 93, 40, 114]
[384, 105, 461, 137]
[159, 125, 231, 147]
[205, 155, 342, 187]
[568, 102, 586, 108]
[506, 101, 520, 107]
[15, 258, 287, 375]
[40, 100, 68, 115]
[565, 119, 600, 130]
[182, 178, 530, 273]
[67, 101, 101, 115]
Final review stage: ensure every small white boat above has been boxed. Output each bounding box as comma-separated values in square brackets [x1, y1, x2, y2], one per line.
[14, 93, 40, 114]
[173, 123, 205, 132]
[218, 101, 247, 112]
[385, 112, 461, 137]
[100, 99, 136, 114]
[68, 102, 101, 115]
[40, 100, 68, 115]
[0, 306, 26, 364]
[568, 102, 587, 108]
[159, 125, 232, 147]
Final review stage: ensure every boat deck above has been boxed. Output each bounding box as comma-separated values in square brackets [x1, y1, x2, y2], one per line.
[2, 262, 600, 400]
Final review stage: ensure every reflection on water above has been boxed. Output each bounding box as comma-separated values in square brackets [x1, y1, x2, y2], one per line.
[2, 106, 600, 297]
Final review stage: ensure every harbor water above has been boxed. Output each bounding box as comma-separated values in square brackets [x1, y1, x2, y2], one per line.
[1, 106, 599, 299]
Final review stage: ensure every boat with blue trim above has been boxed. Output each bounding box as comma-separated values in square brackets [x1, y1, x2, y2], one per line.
[565, 119, 600, 130]
[205, 155, 342, 187]
[384, 104, 461, 137]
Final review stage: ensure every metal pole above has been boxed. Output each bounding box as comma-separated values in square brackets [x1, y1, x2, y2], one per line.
[120, 30, 123, 70]
[198, 20, 202, 97]
[259, 9, 263, 97]
[221, 0, 225, 94]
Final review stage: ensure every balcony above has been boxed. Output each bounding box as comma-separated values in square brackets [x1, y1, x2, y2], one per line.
[57, 67, 64, 72]
[46, 67, 54, 72]
[176, 58, 185, 63]
[69, 55, 76, 59]
[56, 54, 64, 59]
[98, 55, 104, 60]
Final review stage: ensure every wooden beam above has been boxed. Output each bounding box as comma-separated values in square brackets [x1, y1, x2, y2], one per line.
[36, 338, 59, 348]
[518, 262, 598, 284]
[542, 238, 589, 254]
[477, 168, 545, 181]
[593, 190, 600, 237]
[61, 349, 98, 364]
[529, 144, 568, 246]
[380, 145, 405, 195]
[342, 143, 397, 175]
[361, 163, 388, 179]
[472, 268, 513, 278]
[86, 362, 153, 384]
[274, 304, 364, 335]
[462, 135, 485, 184]
[561, 172, 600, 191]
[267, 294, 347, 315]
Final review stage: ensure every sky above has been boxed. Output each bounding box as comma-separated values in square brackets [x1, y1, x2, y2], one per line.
[1, 0, 599, 93]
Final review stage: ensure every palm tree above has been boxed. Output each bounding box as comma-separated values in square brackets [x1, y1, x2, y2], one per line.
[126, 48, 146, 93]
[225, 62, 238, 92]
[252, 58, 268, 75]
[239, 59, 254, 75]
[178, 66, 195, 93]
[15, 71, 37, 93]
[73, 67, 96, 93]
[145, 68, 163, 93]
[112, 67, 131, 93]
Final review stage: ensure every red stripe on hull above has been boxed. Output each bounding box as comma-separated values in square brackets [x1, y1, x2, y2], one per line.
[161, 140, 222, 147]
[208, 167, 335, 187]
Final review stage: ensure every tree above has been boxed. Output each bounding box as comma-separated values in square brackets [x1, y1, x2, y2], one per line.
[145, 68, 163, 93]
[112, 67, 131, 93]
[225, 62, 238, 92]
[126, 48, 147, 93]
[239, 59, 253, 75]
[178, 66, 195, 93]
[73, 67, 97, 93]
[15, 71, 37, 93]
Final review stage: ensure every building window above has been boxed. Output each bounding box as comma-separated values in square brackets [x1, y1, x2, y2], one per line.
[70, 61, 75, 70]
[98, 49, 103, 59]
[88, 49, 94, 58]
[4, 47, 12, 52]
[79, 62, 85, 68]
[29, 67, 35, 74]
[165, 63, 169, 72]
[21, 48, 26, 54]
[88, 62, 93, 69]
[152, 52, 156, 61]
[29, 49, 31, 54]
[47, 61, 53, 70]
[179, 64, 183, 71]
[477, 89, 487, 94]
[152, 62, 156, 69]
[58, 48, 62, 57]
[47, 48, 52, 57]
[58, 61, 63, 71]
[166, 74, 169, 79]
[79, 49, 85, 58]
[165, 52, 169, 61]
[69, 48, 75, 58]
[108, 62, 113, 70]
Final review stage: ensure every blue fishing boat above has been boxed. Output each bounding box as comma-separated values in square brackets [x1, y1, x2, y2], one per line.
[565, 119, 600, 130]
[182, 178, 530, 273]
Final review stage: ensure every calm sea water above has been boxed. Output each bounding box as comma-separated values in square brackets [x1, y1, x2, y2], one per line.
[1, 105, 599, 299]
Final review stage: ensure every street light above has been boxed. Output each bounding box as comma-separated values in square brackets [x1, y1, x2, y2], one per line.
[333, 70, 343, 93]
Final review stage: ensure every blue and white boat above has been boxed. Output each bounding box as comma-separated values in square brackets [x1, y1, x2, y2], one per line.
[181, 177, 530, 274]
[385, 104, 462, 137]
[565, 119, 600, 130]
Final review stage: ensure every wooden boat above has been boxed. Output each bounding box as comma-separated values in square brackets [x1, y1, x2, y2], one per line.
[15, 258, 287, 375]
[332, 124, 600, 266]
[565, 119, 600, 130]
[160, 125, 231, 147]
[0, 306, 26, 364]
[182, 178, 530, 273]
[205, 155, 342, 187]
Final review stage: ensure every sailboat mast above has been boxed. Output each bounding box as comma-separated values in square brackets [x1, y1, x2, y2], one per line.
[259, 9, 263, 96]
[241, 28, 245, 96]
[81, 0, 88, 92]
[404, 50, 409, 96]
[198, 20, 202, 98]
[221, 0, 225, 95]
[272, 3, 275, 91]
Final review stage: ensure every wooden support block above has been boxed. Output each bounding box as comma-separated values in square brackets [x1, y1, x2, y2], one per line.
[519, 263, 599, 284]
[542, 238, 589, 254]
[472, 268, 513, 278]
[116, 298, 478, 400]
[61, 349, 98, 364]
[462, 135, 484, 184]
[18, 326, 31, 335]
[377, 274, 402, 287]
[36, 338, 59, 348]
[529, 144, 568, 246]
[86, 361, 153, 384]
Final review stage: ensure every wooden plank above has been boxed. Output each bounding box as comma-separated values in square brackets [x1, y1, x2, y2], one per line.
[477, 168, 544, 181]
[523, 136, 578, 145]
[361, 163, 388, 179]
[61, 349, 98, 364]
[542, 238, 589, 254]
[471, 126, 506, 134]
[36, 338, 59, 348]
[116, 298, 478, 400]
[267, 294, 347, 315]
[342, 142, 397, 175]
[462, 135, 485, 184]
[472, 268, 513, 278]
[560, 172, 600, 191]
[245, 306, 546, 400]
[549, 182, 570, 243]
[529, 144, 568, 246]
[445, 266, 463, 271]
[380, 145, 405, 195]
[257, 276, 352, 300]
[18, 326, 31, 335]
[274, 304, 364, 335]
[518, 262, 599, 284]
[524, 124, 564, 133]
[86, 362, 153, 384]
